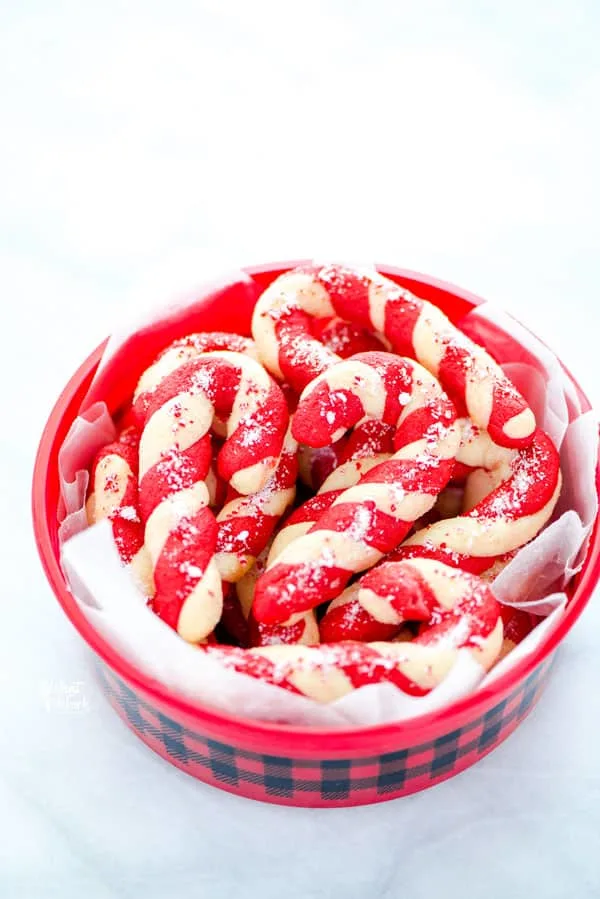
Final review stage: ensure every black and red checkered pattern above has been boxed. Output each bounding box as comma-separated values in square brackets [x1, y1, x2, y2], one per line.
[97, 658, 553, 806]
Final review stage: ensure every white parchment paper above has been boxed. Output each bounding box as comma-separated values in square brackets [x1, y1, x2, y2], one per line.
[57, 269, 598, 726]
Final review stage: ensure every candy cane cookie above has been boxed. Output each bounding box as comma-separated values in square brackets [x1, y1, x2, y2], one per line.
[319, 429, 559, 643]
[206, 557, 503, 701]
[138, 351, 289, 642]
[252, 263, 535, 448]
[252, 352, 461, 625]
[403, 428, 561, 563]
[86, 427, 154, 595]
[319, 540, 504, 643]
[132, 331, 258, 426]
[322, 539, 510, 643]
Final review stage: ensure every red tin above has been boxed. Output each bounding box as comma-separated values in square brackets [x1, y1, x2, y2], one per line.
[32, 262, 600, 807]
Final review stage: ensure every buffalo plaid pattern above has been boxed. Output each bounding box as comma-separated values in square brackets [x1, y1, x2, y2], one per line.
[98, 658, 553, 806]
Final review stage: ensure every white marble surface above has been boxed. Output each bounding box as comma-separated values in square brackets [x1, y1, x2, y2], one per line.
[2, 2, 600, 896]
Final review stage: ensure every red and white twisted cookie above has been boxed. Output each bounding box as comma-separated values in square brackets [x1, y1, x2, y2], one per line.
[319, 543, 504, 643]
[252, 262, 535, 448]
[405, 419, 513, 531]
[404, 428, 561, 561]
[138, 351, 288, 642]
[252, 351, 460, 626]
[132, 331, 258, 425]
[319, 428, 560, 643]
[86, 427, 153, 595]
[206, 558, 503, 701]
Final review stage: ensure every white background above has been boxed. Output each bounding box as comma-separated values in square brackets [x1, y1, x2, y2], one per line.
[2, 2, 600, 897]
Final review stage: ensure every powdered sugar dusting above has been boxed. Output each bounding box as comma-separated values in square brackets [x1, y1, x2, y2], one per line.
[238, 423, 262, 447]
[155, 448, 197, 494]
[175, 518, 201, 550]
[190, 365, 218, 400]
[179, 560, 204, 579]
[483, 467, 535, 518]
[346, 503, 375, 543]
[282, 332, 336, 372]
[117, 505, 139, 522]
